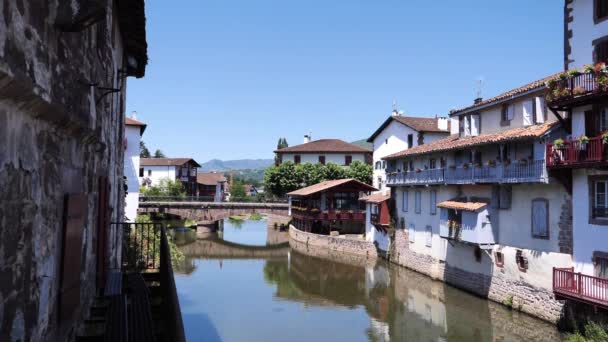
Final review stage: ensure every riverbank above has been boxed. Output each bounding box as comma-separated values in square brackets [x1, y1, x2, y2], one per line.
[288, 225, 377, 262]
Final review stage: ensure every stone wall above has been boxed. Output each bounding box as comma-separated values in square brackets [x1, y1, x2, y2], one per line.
[558, 193, 573, 254]
[139, 202, 289, 223]
[389, 229, 564, 323]
[289, 225, 377, 265]
[0, 1, 142, 340]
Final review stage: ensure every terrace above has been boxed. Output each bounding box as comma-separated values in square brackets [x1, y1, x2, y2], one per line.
[546, 136, 608, 168]
[546, 67, 608, 110]
[553, 267, 608, 309]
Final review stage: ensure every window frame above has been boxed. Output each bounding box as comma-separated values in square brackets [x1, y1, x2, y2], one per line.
[589, 175, 608, 225]
[501, 104, 513, 126]
[430, 190, 437, 215]
[294, 155, 301, 164]
[594, 251, 608, 279]
[139, 168, 144, 177]
[345, 155, 353, 166]
[402, 190, 408, 212]
[531, 198, 550, 239]
[319, 155, 326, 165]
[415, 190, 421, 214]
[595, 0, 608, 24]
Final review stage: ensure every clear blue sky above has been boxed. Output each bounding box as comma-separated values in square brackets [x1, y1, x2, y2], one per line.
[126, 0, 563, 162]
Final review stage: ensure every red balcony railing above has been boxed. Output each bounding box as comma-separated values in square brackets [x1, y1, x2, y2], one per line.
[553, 267, 608, 309]
[546, 136, 606, 168]
[547, 71, 607, 107]
[291, 208, 366, 221]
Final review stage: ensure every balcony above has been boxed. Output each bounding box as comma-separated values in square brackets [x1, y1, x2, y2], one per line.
[386, 160, 547, 186]
[439, 215, 496, 245]
[553, 267, 608, 309]
[291, 208, 366, 221]
[546, 136, 607, 168]
[546, 70, 607, 109]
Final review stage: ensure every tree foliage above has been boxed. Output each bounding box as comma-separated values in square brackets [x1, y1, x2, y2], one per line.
[263, 161, 373, 197]
[274, 137, 289, 165]
[230, 180, 247, 198]
[140, 178, 186, 197]
[140, 141, 151, 158]
[153, 149, 166, 158]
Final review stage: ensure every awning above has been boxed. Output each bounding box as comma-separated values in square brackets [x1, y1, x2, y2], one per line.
[436, 200, 487, 212]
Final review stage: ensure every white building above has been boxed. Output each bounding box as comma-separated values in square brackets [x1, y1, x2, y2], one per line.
[544, 0, 608, 309]
[196, 172, 227, 202]
[367, 111, 450, 190]
[124, 116, 147, 221]
[383, 76, 573, 322]
[275, 138, 372, 166]
[139, 158, 201, 196]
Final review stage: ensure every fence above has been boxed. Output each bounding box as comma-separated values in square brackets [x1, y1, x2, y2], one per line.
[553, 267, 608, 308]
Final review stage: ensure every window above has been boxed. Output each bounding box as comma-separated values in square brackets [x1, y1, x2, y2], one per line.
[501, 104, 514, 124]
[385, 138, 388, 145]
[382, 160, 387, 169]
[407, 134, 413, 148]
[182, 167, 188, 177]
[294, 155, 301, 164]
[400, 217, 405, 229]
[319, 156, 326, 165]
[471, 150, 482, 165]
[595, 253, 608, 279]
[534, 97, 546, 124]
[377, 177, 382, 189]
[139, 168, 144, 177]
[375, 161, 381, 170]
[474, 246, 482, 263]
[345, 155, 353, 166]
[464, 115, 471, 136]
[516, 250, 528, 271]
[430, 190, 437, 215]
[495, 251, 504, 267]
[425, 226, 432, 247]
[600, 107, 608, 133]
[592, 178, 608, 222]
[596, 0, 608, 24]
[595, 39, 608, 63]
[429, 158, 436, 169]
[147, 169, 152, 177]
[408, 160, 414, 171]
[415, 191, 421, 214]
[459, 116, 464, 135]
[408, 223, 415, 242]
[532, 198, 549, 239]
[402, 190, 408, 212]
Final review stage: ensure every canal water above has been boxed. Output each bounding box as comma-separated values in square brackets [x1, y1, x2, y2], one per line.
[172, 218, 564, 342]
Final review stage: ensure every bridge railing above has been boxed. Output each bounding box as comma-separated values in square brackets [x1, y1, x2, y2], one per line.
[139, 196, 216, 202]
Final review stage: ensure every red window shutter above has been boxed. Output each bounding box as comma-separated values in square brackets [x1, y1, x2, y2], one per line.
[60, 193, 88, 320]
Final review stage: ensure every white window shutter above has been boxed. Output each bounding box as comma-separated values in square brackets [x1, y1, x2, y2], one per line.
[464, 115, 471, 136]
[507, 104, 514, 121]
[523, 101, 533, 126]
[471, 114, 480, 136]
[532, 199, 548, 237]
[535, 97, 545, 123]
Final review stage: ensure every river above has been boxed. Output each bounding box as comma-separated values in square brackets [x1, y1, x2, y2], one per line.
[172, 218, 563, 342]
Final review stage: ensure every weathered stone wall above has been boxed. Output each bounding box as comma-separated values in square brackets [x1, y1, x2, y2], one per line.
[0, 1, 130, 340]
[389, 229, 564, 323]
[139, 202, 289, 223]
[289, 225, 377, 264]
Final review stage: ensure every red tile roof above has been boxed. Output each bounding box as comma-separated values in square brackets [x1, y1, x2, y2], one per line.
[359, 192, 390, 203]
[196, 172, 227, 185]
[384, 122, 557, 160]
[436, 200, 487, 212]
[125, 117, 147, 134]
[287, 179, 377, 197]
[449, 73, 560, 115]
[140, 158, 201, 167]
[367, 116, 450, 142]
[275, 139, 372, 154]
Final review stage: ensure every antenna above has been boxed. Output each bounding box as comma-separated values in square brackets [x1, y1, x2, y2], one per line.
[392, 100, 397, 111]
[476, 79, 483, 99]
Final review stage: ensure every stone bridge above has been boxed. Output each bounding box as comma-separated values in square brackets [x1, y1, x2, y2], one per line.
[178, 238, 290, 259]
[138, 201, 289, 224]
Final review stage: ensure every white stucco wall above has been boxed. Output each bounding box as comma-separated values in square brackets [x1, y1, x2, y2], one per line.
[280, 152, 367, 165]
[568, 0, 608, 69]
[365, 202, 391, 252]
[139, 165, 177, 187]
[124, 125, 142, 221]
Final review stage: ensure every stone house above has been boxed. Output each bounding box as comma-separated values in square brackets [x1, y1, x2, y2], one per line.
[0, 0, 147, 340]
[382, 76, 573, 323]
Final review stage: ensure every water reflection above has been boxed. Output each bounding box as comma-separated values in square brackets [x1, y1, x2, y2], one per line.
[174, 219, 563, 342]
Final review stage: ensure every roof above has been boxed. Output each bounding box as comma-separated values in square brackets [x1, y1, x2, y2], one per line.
[140, 158, 201, 167]
[117, 0, 148, 78]
[275, 139, 372, 154]
[125, 117, 147, 135]
[196, 173, 227, 185]
[287, 178, 377, 197]
[449, 73, 560, 116]
[384, 121, 558, 160]
[436, 200, 487, 212]
[359, 192, 390, 203]
[367, 116, 450, 142]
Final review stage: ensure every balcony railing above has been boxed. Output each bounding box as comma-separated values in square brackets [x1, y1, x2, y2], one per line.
[386, 160, 547, 186]
[547, 71, 607, 108]
[291, 208, 366, 221]
[546, 136, 606, 168]
[553, 267, 608, 309]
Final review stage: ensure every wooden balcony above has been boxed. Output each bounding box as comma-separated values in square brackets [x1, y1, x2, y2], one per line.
[553, 267, 608, 309]
[546, 136, 607, 169]
[386, 160, 547, 186]
[291, 208, 366, 221]
[546, 71, 607, 110]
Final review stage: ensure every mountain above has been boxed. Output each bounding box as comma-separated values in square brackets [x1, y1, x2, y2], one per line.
[351, 139, 373, 151]
[199, 159, 274, 172]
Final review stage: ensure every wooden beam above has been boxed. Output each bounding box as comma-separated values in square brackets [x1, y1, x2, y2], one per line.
[549, 107, 570, 134]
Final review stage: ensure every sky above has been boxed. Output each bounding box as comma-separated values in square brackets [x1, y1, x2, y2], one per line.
[126, 0, 563, 162]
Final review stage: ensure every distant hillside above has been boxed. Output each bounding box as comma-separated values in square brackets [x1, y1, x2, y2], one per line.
[351, 139, 373, 150]
[199, 159, 274, 172]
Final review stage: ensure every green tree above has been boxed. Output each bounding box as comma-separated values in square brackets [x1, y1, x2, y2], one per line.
[347, 160, 373, 185]
[274, 137, 289, 165]
[153, 149, 166, 158]
[141, 178, 186, 197]
[231, 181, 247, 198]
[296, 163, 325, 187]
[140, 141, 151, 158]
[264, 161, 300, 197]
[323, 162, 346, 180]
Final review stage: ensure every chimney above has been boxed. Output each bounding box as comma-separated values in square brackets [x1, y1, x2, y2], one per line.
[304, 132, 312, 144]
[437, 117, 448, 131]
[131, 111, 137, 120]
[391, 109, 399, 117]
[474, 97, 483, 104]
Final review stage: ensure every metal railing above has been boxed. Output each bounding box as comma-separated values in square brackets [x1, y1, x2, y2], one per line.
[139, 196, 216, 203]
[547, 72, 606, 106]
[554, 267, 608, 308]
[546, 136, 605, 168]
[291, 208, 366, 221]
[386, 160, 547, 186]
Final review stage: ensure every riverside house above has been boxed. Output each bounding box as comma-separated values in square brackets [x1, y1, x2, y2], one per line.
[124, 116, 147, 221]
[140, 158, 201, 196]
[382, 76, 574, 323]
[547, 0, 608, 311]
[275, 137, 372, 166]
[196, 172, 227, 202]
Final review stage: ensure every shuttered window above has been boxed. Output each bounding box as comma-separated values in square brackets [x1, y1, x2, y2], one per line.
[596, 256, 608, 279]
[345, 155, 353, 166]
[596, 0, 608, 23]
[534, 97, 546, 124]
[430, 190, 437, 215]
[294, 155, 301, 164]
[523, 100, 534, 126]
[415, 191, 421, 214]
[531, 198, 549, 239]
[319, 156, 326, 165]
[595, 39, 608, 63]
[402, 190, 408, 212]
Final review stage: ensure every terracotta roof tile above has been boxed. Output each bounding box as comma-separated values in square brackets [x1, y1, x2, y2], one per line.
[125, 117, 147, 134]
[140, 158, 201, 167]
[384, 122, 557, 160]
[287, 178, 377, 197]
[196, 172, 227, 185]
[367, 116, 450, 142]
[436, 200, 487, 212]
[359, 192, 390, 203]
[275, 139, 372, 154]
[449, 73, 560, 115]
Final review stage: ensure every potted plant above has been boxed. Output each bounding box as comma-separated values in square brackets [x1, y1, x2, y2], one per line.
[601, 131, 608, 144]
[567, 69, 581, 78]
[554, 138, 565, 150]
[573, 87, 587, 96]
[579, 135, 589, 150]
